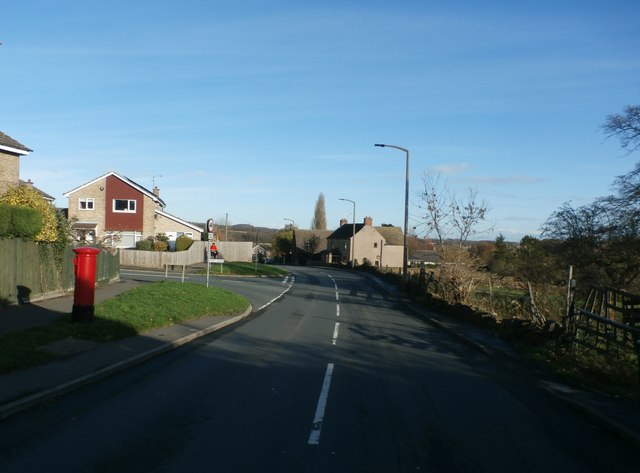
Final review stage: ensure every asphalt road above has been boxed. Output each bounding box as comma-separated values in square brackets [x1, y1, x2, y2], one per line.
[0, 267, 638, 472]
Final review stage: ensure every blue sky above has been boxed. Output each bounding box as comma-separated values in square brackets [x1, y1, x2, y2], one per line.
[2, 0, 639, 241]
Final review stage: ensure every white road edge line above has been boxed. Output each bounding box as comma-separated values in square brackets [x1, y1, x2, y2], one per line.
[332, 322, 340, 345]
[308, 362, 335, 445]
[258, 276, 295, 311]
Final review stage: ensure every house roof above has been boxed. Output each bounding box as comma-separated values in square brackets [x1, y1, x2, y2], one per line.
[327, 223, 404, 246]
[410, 250, 439, 264]
[327, 223, 366, 240]
[19, 179, 55, 202]
[375, 226, 404, 246]
[0, 131, 32, 155]
[63, 171, 166, 208]
[155, 209, 204, 233]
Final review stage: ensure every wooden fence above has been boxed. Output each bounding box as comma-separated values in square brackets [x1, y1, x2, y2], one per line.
[0, 239, 120, 304]
[119, 241, 254, 269]
[567, 286, 640, 376]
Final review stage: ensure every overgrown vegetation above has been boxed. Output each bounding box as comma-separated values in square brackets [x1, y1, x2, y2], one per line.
[406, 104, 640, 400]
[0, 186, 58, 242]
[0, 282, 250, 374]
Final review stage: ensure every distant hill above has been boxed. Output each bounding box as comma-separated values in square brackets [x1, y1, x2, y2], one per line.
[190, 222, 279, 244]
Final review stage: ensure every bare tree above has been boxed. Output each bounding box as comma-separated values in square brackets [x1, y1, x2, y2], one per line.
[602, 104, 640, 155]
[311, 192, 327, 230]
[417, 171, 491, 303]
[418, 172, 490, 249]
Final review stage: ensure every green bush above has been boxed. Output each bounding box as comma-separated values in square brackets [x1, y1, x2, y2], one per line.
[175, 234, 193, 251]
[155, 233, 169, 243]
[136, 238, 153, 251]
[0, 205, 11, 237]
[0, 204, 42, 239]
[12, 207, 43, 238]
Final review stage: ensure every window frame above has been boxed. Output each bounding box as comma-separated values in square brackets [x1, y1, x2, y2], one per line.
[78, 197, 95, 211]
[112, 198, 137, 213]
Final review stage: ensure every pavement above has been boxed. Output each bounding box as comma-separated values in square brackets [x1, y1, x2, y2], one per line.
[0, 278, 252, 420]
[1, 275, 639, 455]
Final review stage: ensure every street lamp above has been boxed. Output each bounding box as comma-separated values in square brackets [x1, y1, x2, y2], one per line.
[375, 143, 410, 282]
[339, 198, 356, 268]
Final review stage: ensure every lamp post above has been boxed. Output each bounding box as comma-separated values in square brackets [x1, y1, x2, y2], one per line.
[375, 143, 410, 282]
[339, 198, 356, 268]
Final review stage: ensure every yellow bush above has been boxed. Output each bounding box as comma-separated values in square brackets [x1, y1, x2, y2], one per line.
[0, 186, 58, 242]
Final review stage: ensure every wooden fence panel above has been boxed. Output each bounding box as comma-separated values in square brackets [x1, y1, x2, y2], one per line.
[0, 240, 119, 304]
[119, 241, 254, 269]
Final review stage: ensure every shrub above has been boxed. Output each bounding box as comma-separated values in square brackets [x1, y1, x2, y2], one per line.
[0, 205, 11, 237]
[11, 206, 43, 238]
[155, 233, 169, 243]
[136, 239, 153, 251]
[175, 234, 193, 251]
[0, 186, 57, 242]
[0, 204, 43, 239]
[153, 240, 168, 252]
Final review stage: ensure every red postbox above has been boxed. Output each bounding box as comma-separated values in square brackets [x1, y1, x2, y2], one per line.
[72, 246, 101, 322]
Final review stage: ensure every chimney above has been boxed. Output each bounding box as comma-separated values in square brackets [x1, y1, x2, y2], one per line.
[340, 218, 348, 226]
[364, 216, 373, 226]
[153, 186, 160, 197]
[25, 179, 34, 189]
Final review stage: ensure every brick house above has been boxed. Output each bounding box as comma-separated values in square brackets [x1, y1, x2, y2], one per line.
[0, 131, 32, 197]
[0, 131, 54, 202]
[326, 216, 404, 268]
[63, 171, 203, 248]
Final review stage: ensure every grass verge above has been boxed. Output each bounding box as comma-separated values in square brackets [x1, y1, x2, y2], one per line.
[0, 281, 250, 374]
[200, 261, 289, 277]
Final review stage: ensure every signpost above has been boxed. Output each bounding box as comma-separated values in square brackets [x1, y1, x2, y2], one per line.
[206, 218, 224, 287]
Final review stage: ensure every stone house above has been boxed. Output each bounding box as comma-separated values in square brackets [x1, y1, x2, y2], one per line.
[292, 229, 333, 264]
[326, 216, 404, 269]
[63, 171, 203, 248]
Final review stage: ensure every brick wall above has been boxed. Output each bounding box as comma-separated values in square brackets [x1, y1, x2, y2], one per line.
[0, 152, 20, 196]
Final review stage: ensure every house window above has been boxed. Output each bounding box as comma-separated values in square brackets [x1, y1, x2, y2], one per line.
[113, 199, 136, 213]
[106, 231, 142, 248]
[374, 242, 378, 248]
[79, 198, 95, 210]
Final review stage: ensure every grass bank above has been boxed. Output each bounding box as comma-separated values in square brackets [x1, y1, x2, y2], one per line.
[201, 261, 289, 276]
[0, 282, 250, 374]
